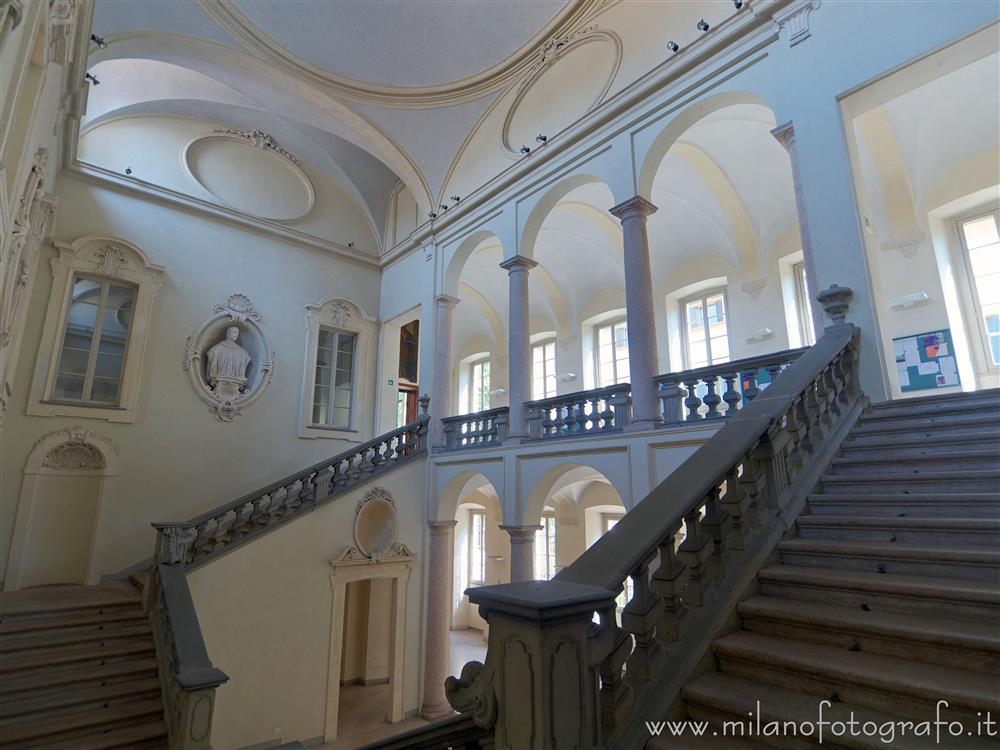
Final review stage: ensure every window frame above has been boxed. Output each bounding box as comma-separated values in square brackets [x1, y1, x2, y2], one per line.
[468, 509, 487, 586]
[48, 273, 137, 407]
[534, 512, 557, 580]
[29, 237, 163, 423]
[680, 288, 732, 369]
[594, 318, 630, 387]
[956, 208, 1000, 372]
[531, 338, 557, 400]
[792, 262, 816, 347]
[310, 326, 358, 429]
[468, 357, 491, 413]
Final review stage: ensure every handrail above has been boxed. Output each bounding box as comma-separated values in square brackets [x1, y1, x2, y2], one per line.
[147, 563, 228, 749]
[655, 346, 807, 422]
[444, 287, 863, 750]
[152, 414, 429, 568]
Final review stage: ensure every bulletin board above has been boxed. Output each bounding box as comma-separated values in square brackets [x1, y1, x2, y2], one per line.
[892, 329, 960, 392]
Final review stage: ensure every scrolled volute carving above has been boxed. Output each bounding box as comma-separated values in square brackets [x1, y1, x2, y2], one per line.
[445, 660, 498, 728]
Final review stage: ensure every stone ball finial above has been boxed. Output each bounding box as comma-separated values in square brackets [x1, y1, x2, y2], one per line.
[816, 284, 854, 327]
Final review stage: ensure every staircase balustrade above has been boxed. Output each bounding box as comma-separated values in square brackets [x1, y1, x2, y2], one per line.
[655, 347, 807, 423]
[152, 414, 429, 568]
[441, 407, 509, 450]
[443, 294, 863, 749]
[526, 383, 632, 439]
[146, 563, 228, 750]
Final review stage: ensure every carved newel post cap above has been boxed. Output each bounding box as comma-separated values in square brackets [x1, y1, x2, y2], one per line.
[816, 284, 854, 327]
[418, 393, 430, 416]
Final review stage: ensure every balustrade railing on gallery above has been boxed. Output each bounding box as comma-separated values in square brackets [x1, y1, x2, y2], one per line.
[441, 406, 509, 450]
[526, 383, 632, 439]
[443, 287, 862, 750]
[655, 347, 807, 423]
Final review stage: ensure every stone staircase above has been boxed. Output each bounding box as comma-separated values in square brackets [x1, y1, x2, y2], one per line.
[0, 581, 167, 749]
[665, 389, 1000, 749]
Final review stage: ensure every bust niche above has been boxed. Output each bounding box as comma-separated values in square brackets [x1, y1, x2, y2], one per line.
[184, 294, 274, 422]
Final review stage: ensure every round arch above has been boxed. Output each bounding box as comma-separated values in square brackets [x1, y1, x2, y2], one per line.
[521, 461, 630, 527]
[518, 173, 615, 261]
[636, 91, 774, 202]
[442, 229, 504, 299]
[435, 468, 504, 522]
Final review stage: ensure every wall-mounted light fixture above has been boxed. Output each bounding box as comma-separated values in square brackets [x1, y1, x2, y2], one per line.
[347, 242, 356, 249]
[667, 40, 680, 52]
[888, 292, 930, 309]
[697, 19, 710, 32]
[84, 72, 100, 85]
[520, 145, 531, 154]
[124, 167, 132, 175]
[743, 328, 774, 343]
[90, 33, 108, 49]
[427, 212, 437, 219]
[439, 204, 450, 212]
[535, 134, 547, 144]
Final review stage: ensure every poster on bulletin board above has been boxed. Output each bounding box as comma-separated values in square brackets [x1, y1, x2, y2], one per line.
[892, 329, 960, 392]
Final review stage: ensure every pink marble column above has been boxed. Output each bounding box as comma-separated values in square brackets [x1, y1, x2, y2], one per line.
[501, 525, 541, 582]
[609, 196, 660, 428]
[421, 520, 457, 719]
[430, 294, 459, 447]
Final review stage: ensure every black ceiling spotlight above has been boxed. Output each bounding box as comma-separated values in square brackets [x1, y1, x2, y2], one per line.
[734, 0, 744, 8]
[90, 33, 108, 49]
[697, 19, 710, 32]
[450, 195, 461, 203]
[84, 72, 100, 85]
[667, 40, 679, 52]
[124, 167, 132, 175]
[535, 134, 547, 144]
[439, 204, 449, 212]
[347, 241, 355, 248]
[428, 211, 437, 219]
[520, 145, 531, 154]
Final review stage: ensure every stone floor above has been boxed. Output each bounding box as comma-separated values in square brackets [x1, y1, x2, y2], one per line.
[315, 628, 488, 750]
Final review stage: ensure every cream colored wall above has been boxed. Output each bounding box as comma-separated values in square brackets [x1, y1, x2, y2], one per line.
[187, 458, 426, 750]
[2, 174, 382, 582]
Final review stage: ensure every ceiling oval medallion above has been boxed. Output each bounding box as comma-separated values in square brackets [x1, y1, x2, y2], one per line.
[502, 29, 622, 157]
[181, 129, 314, 222]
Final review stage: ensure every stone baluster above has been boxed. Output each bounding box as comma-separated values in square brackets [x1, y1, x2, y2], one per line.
[721, 371, 741, 415]
[699, 486, 731, 578]
[621, 553, 662, 683]
[610, 389, 631, 430]
[659, 380, 685, 423]
[721, 466, 749, 551]
[737, 448, 766, 530]
[527, 406, 543, 439]
[702, 375, 722, 418]
[744, 368, 762, 401]
[683, 380, 703, 420]
[650, 521, 688, 642]
[677, 509, 714, 606]
[597, 606, 634, 743]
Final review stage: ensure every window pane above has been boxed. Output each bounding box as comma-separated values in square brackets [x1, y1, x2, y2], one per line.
[53, 374, 85, 400]
[962, 215, 1000, 250]
[312, 403, 327, 424]
[90, 378, 120, 405]
[94, 353, 124, 380]
[58, 348, 90, 375]
[470, 512, 486, 584]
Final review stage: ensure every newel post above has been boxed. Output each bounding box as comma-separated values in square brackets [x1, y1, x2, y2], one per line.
[446, 580, 617, 750]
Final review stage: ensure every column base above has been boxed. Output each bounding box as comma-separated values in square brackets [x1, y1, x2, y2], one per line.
[420, 702, 456, 721]
[627, 417, 661, 431]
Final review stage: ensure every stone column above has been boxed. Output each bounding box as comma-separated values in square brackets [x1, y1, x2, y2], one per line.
[501, 525, 541, 582]
[499, 256, 537, 440]
[430, 294, 459, 447]
[609, 196, 660, 429]
[421, 520, 457, 719]
[771, 122, 825, 336]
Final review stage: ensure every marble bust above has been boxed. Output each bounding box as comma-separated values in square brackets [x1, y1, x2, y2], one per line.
[206, 326, 251, 401]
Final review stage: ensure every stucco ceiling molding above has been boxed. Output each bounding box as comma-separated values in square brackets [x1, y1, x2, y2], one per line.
[196, 0, 599, 108]
[500, 27, 622, 157]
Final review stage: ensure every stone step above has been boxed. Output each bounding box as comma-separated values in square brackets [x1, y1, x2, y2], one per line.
[831, 448, 999, 473]
[682, 672, 992, 750]
[866, 388, 1000, 415]
[806, 493, 1000, 518]
[0, 608, 147, 638]
[842, 430, 1000, 452]
[0, 677, 162, 721]
[864, 394, 1000, 421]
[0, 639, 154, 676]
[846, 422, 1000, 447]
[0, 583, 141, 621]
[737, 596, 1000, 672]
[851, 411, 1000, 436]
[794, 515, 1000, 545]
[0, 657, 159, 698]
[819, 470, 1000, 494]
[757, 566, 1000, 622]
[0, 622, 152, 654]
[0, 697, 164, 746]
[711, 632, 1000, 723]
[25, 720, 167, 750]
[777, 539, 1000, 582]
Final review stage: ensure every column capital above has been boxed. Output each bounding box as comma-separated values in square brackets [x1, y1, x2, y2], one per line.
[609, 195, 658, 221]
[434, 293, 460, 307]
[770, 121, 795, 151]
[500, 524, 542, 541]
[428, 519, 458, 534]
[498, 255, 538, 273]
